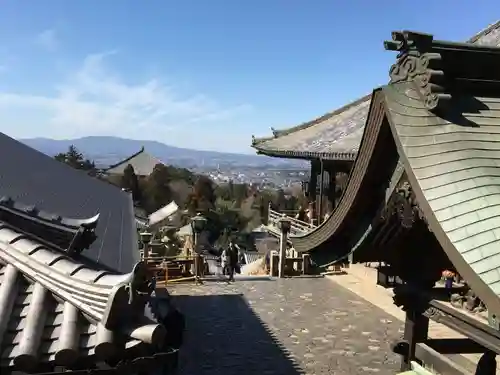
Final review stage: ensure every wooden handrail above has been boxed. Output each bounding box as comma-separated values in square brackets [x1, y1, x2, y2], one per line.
[267, 209, 317, 237]
[143, 255, 194, 261]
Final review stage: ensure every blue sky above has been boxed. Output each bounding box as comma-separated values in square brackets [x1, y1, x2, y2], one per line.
[0, 1, 498, 153]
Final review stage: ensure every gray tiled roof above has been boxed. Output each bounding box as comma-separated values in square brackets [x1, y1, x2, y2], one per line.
[105, 147, 163, 176]
[385, 79, 500, 305]
[0, 132, 139, 273]
[0, 224, 165, 370]
[252, 20, 500, 160]
[252, 95, 371, 160]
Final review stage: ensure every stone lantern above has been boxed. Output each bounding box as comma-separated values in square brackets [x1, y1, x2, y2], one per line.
[190, 213, 208, 284]
[139, 231, 153, 261]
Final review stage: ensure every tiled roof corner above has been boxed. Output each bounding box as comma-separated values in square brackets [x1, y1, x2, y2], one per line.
[0, 196, 100, 255]
[0, 223, 165, 370]
[467, 19, 500, 44]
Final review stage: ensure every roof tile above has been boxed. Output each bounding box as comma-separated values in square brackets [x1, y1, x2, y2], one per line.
[252, 21, 500, 160]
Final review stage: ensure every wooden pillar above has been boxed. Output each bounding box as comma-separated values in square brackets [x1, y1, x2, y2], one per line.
[318, 159, 325, 224]
[308, 161, 318, 204]
[302, 254, 310, 275]
[308, 161, 319, 225]
[401, 303, 429, 371]
[278, 218, 291, 278]
[393, 278, 434, 371]
[329, 165, 337, 211]
[270, 251, 279, 277]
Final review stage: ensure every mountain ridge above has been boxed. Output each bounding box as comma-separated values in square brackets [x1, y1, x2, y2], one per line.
[19, 136, 304, 169]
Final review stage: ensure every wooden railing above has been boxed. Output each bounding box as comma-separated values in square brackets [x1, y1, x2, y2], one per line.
[267, 209, 317, 236]
[142, 254, 197, 284]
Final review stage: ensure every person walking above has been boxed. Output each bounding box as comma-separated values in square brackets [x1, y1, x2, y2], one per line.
[226, 241, 238, 282]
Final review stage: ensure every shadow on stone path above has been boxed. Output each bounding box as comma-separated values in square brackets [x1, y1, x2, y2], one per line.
[171, 278, 402, 375]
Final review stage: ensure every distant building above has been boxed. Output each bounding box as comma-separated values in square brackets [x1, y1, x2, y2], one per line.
[104, 146, 164, 177]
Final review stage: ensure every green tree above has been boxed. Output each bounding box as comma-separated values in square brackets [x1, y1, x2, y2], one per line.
[142, 163, 173, 213]
[187, 175, 216, 214]
[121, 164, 141, 202]
[54, 145, 96, 175]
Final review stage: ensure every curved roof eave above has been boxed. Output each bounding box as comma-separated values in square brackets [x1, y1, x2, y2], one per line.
[290, 88, 386, 251]
[292, 81, 500, 319]
[254, 147, 357, 161]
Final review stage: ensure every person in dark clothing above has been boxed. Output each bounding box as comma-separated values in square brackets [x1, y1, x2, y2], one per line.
[226, 241, 239, 282]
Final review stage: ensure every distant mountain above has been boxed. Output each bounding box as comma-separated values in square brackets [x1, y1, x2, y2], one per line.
[19, 136, 305, 169]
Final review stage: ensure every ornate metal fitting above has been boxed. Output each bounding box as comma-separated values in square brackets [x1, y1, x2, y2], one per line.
[384, 30, 450, 112]
[382, 180, 422, 229]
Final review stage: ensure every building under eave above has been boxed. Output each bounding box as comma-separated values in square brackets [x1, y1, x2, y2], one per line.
[253, 20, 500, 237]
[289, 26, 500, 371]
[0, 133, 182, 374]
[290, 22, 500, 271]
[252, 96, 370, 226]
[104, 147, 164, 177]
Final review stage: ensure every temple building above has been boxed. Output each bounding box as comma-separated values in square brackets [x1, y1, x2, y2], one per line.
[252, 21, 500, 251]
[0, 133, 181, 374]
[252, 95, 370, 226]
[104, 147, 164, 177]
[280, 24, 500, 372]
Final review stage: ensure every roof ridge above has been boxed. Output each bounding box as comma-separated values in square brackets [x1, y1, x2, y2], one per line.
[467, 19, 500, 43]
[276, 93, 372, 138]
[252, 93, 372, 145]
[104, 146, 145, 171]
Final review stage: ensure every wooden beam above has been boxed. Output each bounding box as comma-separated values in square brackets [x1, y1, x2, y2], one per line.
[415, 343, 474, 375]
[425, 338, 487, 354]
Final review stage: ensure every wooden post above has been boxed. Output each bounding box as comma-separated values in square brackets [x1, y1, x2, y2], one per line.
[278, 234, 287, 278]
[318, 159, 324, 224]
[309, 161, 318, 225]
[329, 165, 337, 211]
[193, 232, 202, 284]
[278, 218, 291, 278]
[302, 253, 310, 275]
[270, 251, 279, 276]
[395, 283, 431, 371]
[401, 307, 429, 371]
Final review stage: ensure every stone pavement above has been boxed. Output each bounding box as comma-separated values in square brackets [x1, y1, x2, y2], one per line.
[170, 277, 403, 375]
[328, 264, 490, 371]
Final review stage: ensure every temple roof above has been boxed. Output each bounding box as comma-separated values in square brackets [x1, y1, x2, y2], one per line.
[104, 147, 164, 176]
[251, 20, 500, 161]
[0, 132, 138, 273]
[291, 28, 500, 318]
[0, 205, 167, 370]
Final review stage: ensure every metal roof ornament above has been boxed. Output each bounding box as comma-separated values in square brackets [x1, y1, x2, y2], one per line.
[385, 29, 500, 114]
